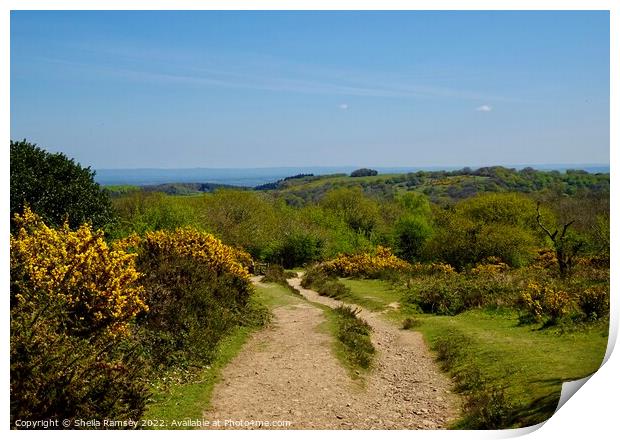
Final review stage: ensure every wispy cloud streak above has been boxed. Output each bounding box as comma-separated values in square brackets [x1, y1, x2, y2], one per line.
[34, 53, 520, 103]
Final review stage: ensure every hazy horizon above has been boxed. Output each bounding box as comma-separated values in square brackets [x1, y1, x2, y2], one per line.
[11, 11, 609, 169]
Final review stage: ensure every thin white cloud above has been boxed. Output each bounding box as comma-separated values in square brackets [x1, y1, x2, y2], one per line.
[476, 104, 493, 112]
[36, 54, 521, 103]
[339, 103, 349, 110]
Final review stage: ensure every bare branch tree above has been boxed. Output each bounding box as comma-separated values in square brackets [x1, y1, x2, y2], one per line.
[535, 202, 582, 277]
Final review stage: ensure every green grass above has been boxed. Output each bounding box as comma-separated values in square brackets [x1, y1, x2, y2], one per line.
[338, 278, 402, 311]
[341, 278, 608, 428]
[142, 282, 301, 428]
[253, 281, 305, 308]
[417, 310, 607, 428]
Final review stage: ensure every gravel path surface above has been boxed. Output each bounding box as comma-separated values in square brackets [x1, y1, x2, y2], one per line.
[203, 276, 460, 429]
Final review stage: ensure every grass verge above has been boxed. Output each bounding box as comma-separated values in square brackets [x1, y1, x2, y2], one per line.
[318, 305, 375, 379]
[142, 325, 256, 428]
[417, 310, 608, 428]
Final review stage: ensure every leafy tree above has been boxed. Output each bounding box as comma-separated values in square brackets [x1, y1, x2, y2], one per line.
[320, 187, 380, 237]
[393, 217, 433, 262]
[350, 168, 378, 177]
[10, 140, 114, 231]
[392, 193, 434, 262]
[110, 191, 198, 238]
[424, 194, 542, 269]
[198, 189, 280, 257]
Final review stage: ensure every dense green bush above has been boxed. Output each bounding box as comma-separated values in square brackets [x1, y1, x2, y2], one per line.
[196, 189, 281, 258]
[136, 254, 256, 368]
[10, 140, 114, 231]
[264, 231, 324, 268]
[405, 270, 522, 315]
[393, 216, 433, 262]
[301, 265, 351, 299]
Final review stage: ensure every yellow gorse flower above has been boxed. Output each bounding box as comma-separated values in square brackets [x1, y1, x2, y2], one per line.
[11, 207, 147, 335]
[117, 227, 253, 283]
[322, 245, 411, 277]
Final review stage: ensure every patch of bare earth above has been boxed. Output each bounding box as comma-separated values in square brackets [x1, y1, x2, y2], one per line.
[202, 277, 460, 429]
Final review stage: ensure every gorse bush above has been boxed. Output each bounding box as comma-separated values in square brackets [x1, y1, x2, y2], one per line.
[519, 282, 572, 324]
[261, 264, 296, 284]
[135, 255, 255, 368]
[260, 264, 302, 297]
[10, 214, 264, 425]
[461, 387, 515, 430]
[578, 286, 609, 321]
[11, 208, 148, 336]
[410, 262, 456, 276]
[470, 257, 510, 276]
[117, 227, 256, 369]
[300, 265, 331, 289]
[408, 274, 469, 315]
[317, 279, 351, 299]
[322, 246, 411, 278]
[123, 227, 252, 286]
[10, 208, 149, 425]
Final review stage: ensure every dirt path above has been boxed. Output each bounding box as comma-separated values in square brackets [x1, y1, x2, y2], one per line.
[203, 276, 460, 429]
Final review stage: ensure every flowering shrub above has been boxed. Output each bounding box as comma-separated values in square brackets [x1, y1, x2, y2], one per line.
[411, 262, 456, 275]
[519, 282, 572, 324]
[137, 228, 251, 281]
[10, 208, 148, 425]
[232, 246, 255, 273]
[11, 207, 147, 335]
[470, 258, 510, 276]
[531, 248, 557, 270]
[578, 286, 609, 321]
[121, 228, 258, 368]
[322, 246, 411, 278]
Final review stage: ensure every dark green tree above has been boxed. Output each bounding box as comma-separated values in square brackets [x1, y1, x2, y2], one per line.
[350, 168, 378, 177]
[10, 140, 114, 231]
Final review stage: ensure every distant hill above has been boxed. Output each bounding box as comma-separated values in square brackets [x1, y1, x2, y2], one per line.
[95, 164, 609, 187]
[104, 182, 246, 197]
[100, 165, 609, 202]
[252, 166, 610, 206]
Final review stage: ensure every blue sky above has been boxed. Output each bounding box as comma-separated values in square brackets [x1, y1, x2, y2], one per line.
[10, 11, 609, 169]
